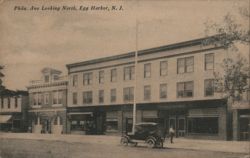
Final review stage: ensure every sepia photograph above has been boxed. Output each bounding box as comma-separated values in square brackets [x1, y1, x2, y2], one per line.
[0, 0, 249, 158]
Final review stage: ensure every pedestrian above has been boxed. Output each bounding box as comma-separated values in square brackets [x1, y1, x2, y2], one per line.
[169, 126, 175, 144]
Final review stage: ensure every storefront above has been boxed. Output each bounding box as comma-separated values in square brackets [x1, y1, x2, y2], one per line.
[0, 114, 25, 132]
[68, 112, 93, 134]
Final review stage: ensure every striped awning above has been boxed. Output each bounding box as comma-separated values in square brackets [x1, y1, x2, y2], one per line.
[0, 115, 12, 123]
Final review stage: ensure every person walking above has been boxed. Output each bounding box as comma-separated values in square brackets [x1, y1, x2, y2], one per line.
[169, 126, 175, 144]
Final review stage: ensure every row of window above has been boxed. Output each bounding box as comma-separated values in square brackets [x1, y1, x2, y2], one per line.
[71, 53, 214, 86]
[32, 91, 63, 105]
[72, 79, 214, 105]
[0, 97, 18, 109]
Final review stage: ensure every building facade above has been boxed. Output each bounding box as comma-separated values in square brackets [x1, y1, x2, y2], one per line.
[27, 68, 68, 134]
[0, 90, 28, 132]
[66, 37, 249, 140]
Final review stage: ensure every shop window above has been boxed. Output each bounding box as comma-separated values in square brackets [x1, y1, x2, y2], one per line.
[83, 91, 93, 104]
[160, 61, 168, 76]
[83, 72, 93, 85]
[106, 119, 118, 132]
[188, 117, 218, 134]
[205, 79, 214, 96]
[99, 70, 104, 84]
[177, 81, 194, 98]
[177, 56, 194, 74]
[111, 69, 117, 82]
[123, 87, 134, 102]
[144, 63, 151, 78]
[205, 53, 214, 70]
[124, 66, 134, 81]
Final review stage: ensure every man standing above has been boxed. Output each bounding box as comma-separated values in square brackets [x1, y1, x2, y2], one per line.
[169, 126, 175, 144]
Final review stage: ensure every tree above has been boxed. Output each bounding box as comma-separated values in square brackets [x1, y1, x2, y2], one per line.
[203, 7, 250, 101]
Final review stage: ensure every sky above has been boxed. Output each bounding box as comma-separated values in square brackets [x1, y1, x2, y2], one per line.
[0, 0, 249, 90]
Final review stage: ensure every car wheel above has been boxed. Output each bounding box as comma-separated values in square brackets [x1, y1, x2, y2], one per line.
[120, 137, 129, 146]
[146, 138, 155, 148]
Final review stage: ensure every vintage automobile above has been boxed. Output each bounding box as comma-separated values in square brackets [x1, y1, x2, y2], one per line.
[120, 122, 166, 148]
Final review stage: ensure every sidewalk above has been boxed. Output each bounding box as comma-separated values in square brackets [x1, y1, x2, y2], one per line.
[0, 133, 249, 154]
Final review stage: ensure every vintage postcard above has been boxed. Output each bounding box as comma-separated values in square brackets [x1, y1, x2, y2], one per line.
[0, 0, 249, 158]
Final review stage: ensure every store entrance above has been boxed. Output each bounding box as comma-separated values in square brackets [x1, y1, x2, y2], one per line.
[167, 116, 186, 137]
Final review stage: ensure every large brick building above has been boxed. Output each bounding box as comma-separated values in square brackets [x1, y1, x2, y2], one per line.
[27, 68, 68, 134]
[65, 36, 249, 140]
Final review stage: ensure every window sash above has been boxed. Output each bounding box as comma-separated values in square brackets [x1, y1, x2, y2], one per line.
[72, 75, 78, 86]
[73, 92, 77, 105]
[110, 89, 116, 102]
[160, 61, 167, 76]
[99, 90, 104, 103]
[205, 54, 214, 70]
[83, 91, 92, 104]
[144, 86, 151, 100]
[205, 79, 214, 96]
[144, 64, 151, 78]
[111, 69, 117, 82]
[177, 81, 193, 98]
[160, 84, 167, 99]
[83, 73, 93, 85]
[99, 71, 104, 84]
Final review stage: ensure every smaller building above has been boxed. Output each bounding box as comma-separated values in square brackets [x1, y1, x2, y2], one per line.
[0, 90, 28, 132]
[27, 68, 68, 134]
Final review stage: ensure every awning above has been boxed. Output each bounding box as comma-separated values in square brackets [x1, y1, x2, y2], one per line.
[0, 115, 12, 123]
[68, 112, 93, 115]
[188, 108, 219, 118]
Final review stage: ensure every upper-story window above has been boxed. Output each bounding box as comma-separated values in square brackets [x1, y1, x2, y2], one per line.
[160, 61, 168, 76]
[7, 98, 10, 109]
[110, 89, 116, 103]
[72, 74, 78, 87]
[99, 90, 104, 103]
[15, 97, 18, 108]
[83, 91, 93, 104]
[83, 72, 93, 85]
[124, 66, 134, 81]
[204, 79, 214, 96]
[72, 92, 78, 105]
[177, 56, 194, 74]
[144, 63, 151, 78]
[123, 87, 134, 102]
[99, 71, 104, 84]
[53, 75, 59, 81]
[111, 69, 117, 82]
[44, 75, 49, 83]
[44, 93, 49, 105]
[144, 85, 151, 101]
[177, 81, 194, 98]
[53, 91, 63, 104]
[160, 84, 167, 99]
[38, 93, 42, 105]
[1, 98, 3, 109]
[205, 53, 214, 70]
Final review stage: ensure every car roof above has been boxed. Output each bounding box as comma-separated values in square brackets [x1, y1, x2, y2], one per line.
[135, 122, 158, 126]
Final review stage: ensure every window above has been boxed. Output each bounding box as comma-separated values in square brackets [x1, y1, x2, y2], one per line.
[177, 56, 194, 73]
[15, 97, 18, 108]
[110, 89, 116, 103]
[44, 75, 49, 83]
[44, 93, 49, 105]
[99, 90, 104, 103]
[7, 98, 10, 108]
[177, 81, 194, 98]
[33, 93, 37, 105]
[144, 63, 151, 78]
[160, 61, 168, 76]
[111, 69, 117, 82]
[99, 70, 104, 84]
[205, 53, 214, 70]
[188, 117, 218, 134]
[83, 91, 93, 104]
[124, 66, 134, 81]
[83, 72, 93, 85]
[160, 84, 167, 99]
[72, 74, 78, 87]
[205, 79, 214, 96]
[1, 98, 3, 109]
[73, 92, 77, 105]
[144, 85, 151, 101]
[123, 87, 134, 102]
[37, 93, 42, 105]
[53, 91, 63, 104]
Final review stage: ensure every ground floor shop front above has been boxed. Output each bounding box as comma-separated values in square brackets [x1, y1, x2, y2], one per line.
[28, 108, 67, 134]
[67, 99, 231, 140]
[0, 113, 27, 132]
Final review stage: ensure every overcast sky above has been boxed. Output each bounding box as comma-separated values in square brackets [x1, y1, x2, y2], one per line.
[0, 0, 249, 90]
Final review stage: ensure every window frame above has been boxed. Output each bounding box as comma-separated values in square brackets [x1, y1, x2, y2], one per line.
[83, 91, 93, 104]
[110, 89, 116, 103]
[123, 87, 134, 102]
[205, 53, 214, 70]
[144, 85, 151, 101]
[144, 63, 151, 78]
[177, 81, 194, 98]
[99, 90, 104, 103]
[177, 56, 194, 74]
[99, 70, 104, 84]
[83, 72, 93, 85]
[160, 84, 167, 99]
[124, 66, 135, 81]
[204, 79, 214, 97]
[160, 61, 168, 76]
[111, 69, 117, 82]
